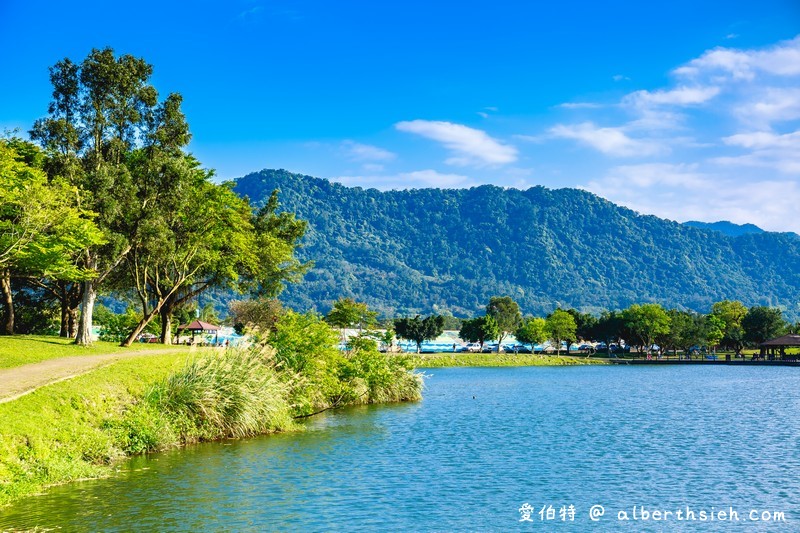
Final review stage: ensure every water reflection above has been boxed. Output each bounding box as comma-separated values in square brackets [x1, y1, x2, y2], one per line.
[1, 366, 799, 531]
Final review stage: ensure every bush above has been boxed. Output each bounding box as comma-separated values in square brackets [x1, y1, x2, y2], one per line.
[268, 310, 423, 415]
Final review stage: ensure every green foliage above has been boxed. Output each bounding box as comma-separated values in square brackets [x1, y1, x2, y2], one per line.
[10, 282, 60, 335]
[711, 300, 748, 353]
[459, 315, 499, 349]
[394, 314, 445, 352]
[0, 138, 103, 334]
[0, 327, 423, 505]
[566, 309, 598, 342]
[233, 170, 800, 320]
[516, 317, 548, 346]
[742, 306, 786, 345]
[622, 303, 671, 353]
[704, 314, 726, 348]
[96, 306, 159, 343]
[545, 309, 577, 355]
[658, 309, 705, 354]
[590, 311, 627, 345]
[486, 296, 522, 345]
[325, 297, 377, 331]
[267, 310, 421, 415]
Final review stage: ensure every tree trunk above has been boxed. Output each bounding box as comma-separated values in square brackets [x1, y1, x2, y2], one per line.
[1, 270, 14, 335]
[122, 309, 160, 347]
[56, 282, 81, 338]
[74, 280, 96, 346]
[160, 305, 173, 345]
[67, 307, 78, 338]
[59, 284, 69, 337]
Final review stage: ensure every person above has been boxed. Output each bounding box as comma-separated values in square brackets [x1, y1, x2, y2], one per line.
[452, 343, 457, 353]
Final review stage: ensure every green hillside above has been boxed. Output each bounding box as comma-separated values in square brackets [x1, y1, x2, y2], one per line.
[234, 169, 800, 319]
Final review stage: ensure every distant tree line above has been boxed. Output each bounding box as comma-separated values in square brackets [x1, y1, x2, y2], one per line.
[328, 295, 792, 356]
[1, 48, 307, 345]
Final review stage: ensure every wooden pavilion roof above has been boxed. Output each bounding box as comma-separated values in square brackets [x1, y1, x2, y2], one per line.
[177, 320, 220, 332]
[760, 334, 800, 347]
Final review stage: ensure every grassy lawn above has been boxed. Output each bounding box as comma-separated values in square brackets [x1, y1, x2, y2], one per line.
[408, 352, 607, 367]
[0, 334, 186, 369]
[0, 349, 202, 505]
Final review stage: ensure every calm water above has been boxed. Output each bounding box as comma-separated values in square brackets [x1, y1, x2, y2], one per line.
[2, 366, 799, 531]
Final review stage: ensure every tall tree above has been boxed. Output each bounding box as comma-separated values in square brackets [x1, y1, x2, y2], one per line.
[515, 317, 548, 351]
[326, 298, 377, 342]
[32, 48, 166, 345]
[622, 303, 671, 355]
[120, 165, 256, 346]
[658, 309, 704, 358]
[711, 300, 748, 355]
[486, 296, 522, 350]
[459, 315, 499, 351]
[742, 306, 785, 345]
[589, 311, 628, 351]
[704, 314, 725, 354]
[394, 314, 445, 353]
[545, 309, 577, 355]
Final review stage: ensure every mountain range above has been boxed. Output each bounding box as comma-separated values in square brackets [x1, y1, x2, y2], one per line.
[233, 169, 800, 320]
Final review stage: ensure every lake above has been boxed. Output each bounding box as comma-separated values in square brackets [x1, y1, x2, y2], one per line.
[1, 365, 798, 531]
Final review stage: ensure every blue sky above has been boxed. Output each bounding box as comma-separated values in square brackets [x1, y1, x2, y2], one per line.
[2, 0, 799, 231]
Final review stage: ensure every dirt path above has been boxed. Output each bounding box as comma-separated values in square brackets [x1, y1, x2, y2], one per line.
[0, 348, 187, 404]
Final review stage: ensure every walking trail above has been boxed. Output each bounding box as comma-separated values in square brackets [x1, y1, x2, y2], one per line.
[0, 348, 186, 404]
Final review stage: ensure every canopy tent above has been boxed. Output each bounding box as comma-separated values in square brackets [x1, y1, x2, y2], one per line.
[759, 334, 800, 360]
[177, 320, 220, 344]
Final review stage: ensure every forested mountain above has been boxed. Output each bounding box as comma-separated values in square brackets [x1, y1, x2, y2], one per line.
[683, 220, 766, 237]
[234, 169, 800, 320]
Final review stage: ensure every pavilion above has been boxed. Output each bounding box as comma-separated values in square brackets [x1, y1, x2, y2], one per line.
[177, 320, 220, 345]
[759, 334, 800, 360]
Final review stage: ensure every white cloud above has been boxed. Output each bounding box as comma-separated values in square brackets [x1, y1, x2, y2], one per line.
[395, 120, 517, 166]
[558, 102, 604, 109]
[333, 169, 475, 190]
[340, 140, 396, 162]
[674, 35, 800, 80]
[613, 74, 630, 82]
[733, 87, 800, 127]
[715, 129, 800, 174]
[626, 86, 721, 106]
[589, 163, 710, 190]
[723, 130, 800, 149]
[549, 122, 665, 157]
[584, 163, 800, 232]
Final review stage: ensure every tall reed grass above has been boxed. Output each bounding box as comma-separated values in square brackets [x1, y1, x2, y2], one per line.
[141, 346, 294, 444]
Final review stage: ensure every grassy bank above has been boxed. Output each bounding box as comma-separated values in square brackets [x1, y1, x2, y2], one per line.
[0, 334, 183, 369]
[0, 350, 196, 505]
[0, 318, 423, 506]
[408, 352, 607, 367]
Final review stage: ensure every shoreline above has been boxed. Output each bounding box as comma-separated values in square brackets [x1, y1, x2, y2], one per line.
[0, 343, 422, 508]
[407, 352, 607, 367]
